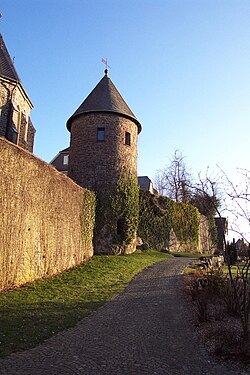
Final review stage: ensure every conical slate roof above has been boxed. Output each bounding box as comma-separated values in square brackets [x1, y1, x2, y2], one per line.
[66, 70, 141, 133]
[0, 34, 20, 82]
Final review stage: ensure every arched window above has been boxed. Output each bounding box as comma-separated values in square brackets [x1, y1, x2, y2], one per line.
[17, 106, 21, 133]
[11, 102, 20, 144]
[22, 110, 28, 142]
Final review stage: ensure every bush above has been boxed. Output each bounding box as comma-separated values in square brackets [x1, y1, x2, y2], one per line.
[206, 268, 226, 296]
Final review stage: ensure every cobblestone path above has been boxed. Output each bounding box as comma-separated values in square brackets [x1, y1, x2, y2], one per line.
[0, 258, 248, 374]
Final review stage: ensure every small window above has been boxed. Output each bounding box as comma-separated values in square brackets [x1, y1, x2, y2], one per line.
[24, 122, 28, 141]
[63, 155, 69, 165]
[125, 132, 131, 146]
[17, 106, 21, 135]
[97, 127, 105, 142]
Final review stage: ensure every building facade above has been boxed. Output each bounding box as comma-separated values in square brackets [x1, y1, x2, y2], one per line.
[0, 35, 35, 151]
[50, 147, 70, 175]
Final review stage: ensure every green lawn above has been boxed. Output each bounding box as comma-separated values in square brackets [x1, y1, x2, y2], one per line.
[222, 262, 250, 278]
[184, 259, 250, 278]
[0, 250, 171, 357]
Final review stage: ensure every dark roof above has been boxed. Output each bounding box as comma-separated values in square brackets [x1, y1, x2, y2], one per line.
[0, 34, 20, 82]
[66, 70, 141, 133]
[60, 147, 70, 153]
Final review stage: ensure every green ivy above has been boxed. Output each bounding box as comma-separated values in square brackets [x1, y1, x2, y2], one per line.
[138, 191, 200, 250]
[80, 190, 96, 248]
[95, 172, 139, 248]
[172, 202, 200, 245]
[207, 216, 217, 246]
[111, 173, 139, 244]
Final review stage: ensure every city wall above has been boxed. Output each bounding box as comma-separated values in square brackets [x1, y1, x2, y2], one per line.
[0, 138, 95, 291]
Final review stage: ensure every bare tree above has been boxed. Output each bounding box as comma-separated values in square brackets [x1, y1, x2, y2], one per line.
[196, 170, 250, 340]
[221, 167, 250, 243]
[221, 168, 250, 340]
[190, 186, 220, 217]
[155, 150, 192, 203]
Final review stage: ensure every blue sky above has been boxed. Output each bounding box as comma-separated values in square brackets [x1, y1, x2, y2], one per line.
[1, 0, 250, 185]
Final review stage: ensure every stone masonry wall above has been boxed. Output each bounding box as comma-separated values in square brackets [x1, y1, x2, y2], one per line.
[68, 112, 138, 191]
[199, 214, 215, 253]
[0, 138, 95, 291]
[168, 215, 215, 254]
[0, 78, 35, 151]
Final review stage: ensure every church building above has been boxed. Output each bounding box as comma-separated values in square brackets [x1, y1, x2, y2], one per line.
[0, 35, 35, 151]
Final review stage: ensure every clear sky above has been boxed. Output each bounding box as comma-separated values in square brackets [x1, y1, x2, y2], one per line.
[1, 0, 250, 184]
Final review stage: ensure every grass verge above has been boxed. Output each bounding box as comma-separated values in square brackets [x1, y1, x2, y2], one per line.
[0, 250, 171, 357]
[221, 263, 246, 277]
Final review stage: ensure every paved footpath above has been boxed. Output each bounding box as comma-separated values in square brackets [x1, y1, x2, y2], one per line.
[0, 258, 249, 375]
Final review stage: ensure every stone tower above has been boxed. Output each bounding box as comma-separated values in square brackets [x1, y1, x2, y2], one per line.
[67, 69, 141, 255]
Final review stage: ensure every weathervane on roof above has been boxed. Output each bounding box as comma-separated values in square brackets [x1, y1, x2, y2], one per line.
[101, 58, 111, 75]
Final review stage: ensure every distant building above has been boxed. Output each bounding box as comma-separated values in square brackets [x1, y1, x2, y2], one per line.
[138, 176, 157, 194]
[235, 238, 248, 257]
[50, 147, 69, 175]
[0, 34, 35, 151]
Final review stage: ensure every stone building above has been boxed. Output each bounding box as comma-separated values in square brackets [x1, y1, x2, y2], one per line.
[0, 34, 35, 151]
[50, 147, 69, 175]
[138, 176, 157, 194]
[66, 69, 141, 254]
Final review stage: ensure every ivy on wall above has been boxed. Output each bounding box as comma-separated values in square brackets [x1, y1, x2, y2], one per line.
[95, 171, 139, 249]
[138, 191, 200, 251]
[111, 173, 139, 244]
[80, 190, 96, 249]
[207, 216, 217, 246]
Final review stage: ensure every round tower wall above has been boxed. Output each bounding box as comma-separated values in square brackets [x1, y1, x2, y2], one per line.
[68, 112, 138, 191]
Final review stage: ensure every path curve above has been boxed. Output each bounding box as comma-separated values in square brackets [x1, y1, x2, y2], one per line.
[0, 258, 248, 374]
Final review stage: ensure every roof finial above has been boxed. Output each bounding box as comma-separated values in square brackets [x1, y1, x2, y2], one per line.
[101, 57, 110, 76]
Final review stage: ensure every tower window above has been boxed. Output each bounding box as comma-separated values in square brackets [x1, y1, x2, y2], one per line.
[97, 127, 105, 142]
[125, 132, 131, 146]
